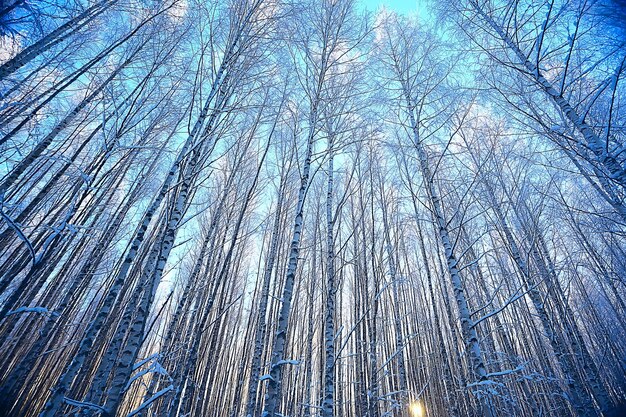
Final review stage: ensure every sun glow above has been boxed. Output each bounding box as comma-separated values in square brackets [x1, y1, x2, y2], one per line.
[409, 401, 425, 417]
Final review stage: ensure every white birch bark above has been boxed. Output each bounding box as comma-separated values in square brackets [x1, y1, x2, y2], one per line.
[484, 179, 595, 417]
[402, 93, 495, 417]
[38, 85, 214, 417]
[0, 44, 143, 200]
[380, 197, 409, 415]
[0, 0, 118, 80]
[262, 114, 315, 416]
[469, 1, 626, 189]
[245, 177, 286, 417]
[322, 145, 336, 417]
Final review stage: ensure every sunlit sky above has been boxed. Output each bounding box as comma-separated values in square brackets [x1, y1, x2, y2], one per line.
[360, 0, 421, 14]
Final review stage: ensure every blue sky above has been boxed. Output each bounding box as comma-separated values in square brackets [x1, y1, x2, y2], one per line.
[360, 0, 420, 14]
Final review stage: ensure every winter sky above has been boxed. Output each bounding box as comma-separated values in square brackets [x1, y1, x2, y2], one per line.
[361, 0, 421, 14]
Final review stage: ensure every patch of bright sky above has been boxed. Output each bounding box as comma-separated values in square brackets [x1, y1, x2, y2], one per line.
[359, 0, 425, 17]
[357, 0, 433, 22]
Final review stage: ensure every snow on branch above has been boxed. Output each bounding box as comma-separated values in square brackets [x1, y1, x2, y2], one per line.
[0, 207, 36, 265]
[63, 397, 106, 413]
[486, 364, 526, 378]
[125, 385, 173, 417]
[125, 353, 172, 392]
[133, 353, 161, 371]
[466, 379, 505, 389]
[274, 359, 300, 366]
[6, 306, 58, 317]
[262, 359, 301, 382]
[378, 389, 409, 399]
[471, 282, 540, 328]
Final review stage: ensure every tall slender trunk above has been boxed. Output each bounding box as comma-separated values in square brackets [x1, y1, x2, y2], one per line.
[38, 84, 211, 417]
[484, 178, 595, 417]
[379, 191, 408, 415]
[322, 147, 336, 417]
[0, 0, 118, 80]
[0, 45, 143, 199]
[262, 112, 315, 416]
[401, 91, 495, 416]
[470, 1, 626, 190]
[245, 177, 286, 417]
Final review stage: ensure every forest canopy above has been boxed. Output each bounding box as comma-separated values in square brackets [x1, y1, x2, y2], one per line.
[0, 1, 625, 417]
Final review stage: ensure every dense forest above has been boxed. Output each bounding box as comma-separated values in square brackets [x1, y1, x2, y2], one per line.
[0, 0, 625, 416]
